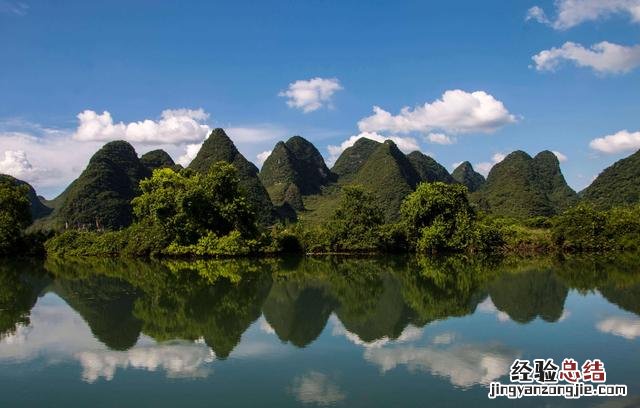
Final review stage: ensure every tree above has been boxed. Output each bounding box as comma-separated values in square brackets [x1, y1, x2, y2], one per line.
[327, 185, 385, 252]
[0, 180, 32, 256]
[551, 203, 610, 251]
[132, 162, 257, 246]
[400, 182, 478, 253]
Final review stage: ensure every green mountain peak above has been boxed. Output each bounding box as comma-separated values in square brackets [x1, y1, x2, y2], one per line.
[452, 161, 485, 192]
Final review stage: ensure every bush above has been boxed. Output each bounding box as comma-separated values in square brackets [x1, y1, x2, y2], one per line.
[552, 204, 610, 251]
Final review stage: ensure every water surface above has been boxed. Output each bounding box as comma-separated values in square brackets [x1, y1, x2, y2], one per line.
[0, 255, 639, 407]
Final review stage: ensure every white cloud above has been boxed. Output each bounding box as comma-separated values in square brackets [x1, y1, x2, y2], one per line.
[527, 0, 640, 30]
[279, 77, 343, 113]
[358, 90, 516, 136]
[596, 316, 640, 339]
[0, 131, 100, 193]
[474, 153, 506, 177]
[552, 150, 568, 162]
[73, 108, 211, 144]
[256, 150, 272, 167]
[176, 143, 204, 167]
[364, 343, 518, 388]
[525, 5, 551, 24]
[533, 41, 640, 74]
[289, 371, 346, 406]
[451, 161, 464, 170]
[0, 150, 50, 183]
[425, 133, 455, 145]
[326, 132, 420, 166]
[76, 343, 214, 383]
[589, 129, 640, 153]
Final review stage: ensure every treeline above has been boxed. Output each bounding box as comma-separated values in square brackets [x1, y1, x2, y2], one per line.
[2, 161, 640, 258]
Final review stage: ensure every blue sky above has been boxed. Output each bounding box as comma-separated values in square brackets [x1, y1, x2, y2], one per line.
[1, 0, 640, 198]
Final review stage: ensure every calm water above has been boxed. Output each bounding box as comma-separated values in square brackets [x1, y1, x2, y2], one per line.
[0, 255, 639, 407]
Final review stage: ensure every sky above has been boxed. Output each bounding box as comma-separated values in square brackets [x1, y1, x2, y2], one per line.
[1, 0, 640, 198]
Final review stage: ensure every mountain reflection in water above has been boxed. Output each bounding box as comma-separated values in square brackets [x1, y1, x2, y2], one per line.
[0, 255, 639, 407]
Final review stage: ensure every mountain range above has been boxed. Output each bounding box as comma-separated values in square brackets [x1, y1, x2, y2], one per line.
[5, 129, 640, 230]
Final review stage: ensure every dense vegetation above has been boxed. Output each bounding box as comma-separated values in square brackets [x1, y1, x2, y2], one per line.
[38, 141, 151, 230]
[581, 149, 640, 209]
[189, 128, 275, 224]
[472, 150, 577, 219]
[259, 136, 334, 210]
[2, 131, 640, 259]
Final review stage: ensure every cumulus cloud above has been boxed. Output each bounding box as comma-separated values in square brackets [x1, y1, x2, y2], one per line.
[0, 150, 50, 183]
[532, 41, 640, 74]
[1, 114, 285, 195]
[73, 108, 211, 144]
[256, 150, 272, 167]
[474, 153, 507, 177]
[364, 342, 519, 388]
[589, 129, 640, 153]
[0, 131, 99, 193]
[526, 0, 640, 30]
[326, 132, 420, 166]
[552, 150, 568, 162]
[596, 316, 640, 339]
[76, 343, 215, 383]
[279, 77, 343, 113]
[289, 371, 346, 405]
[357, 90, 516, 136]
[425, 133, 455, 145]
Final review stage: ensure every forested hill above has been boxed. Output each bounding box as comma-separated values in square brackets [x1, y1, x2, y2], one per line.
[11, 134, 640, 232]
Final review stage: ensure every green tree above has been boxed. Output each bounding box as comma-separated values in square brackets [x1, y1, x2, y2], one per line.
[326, 185, 385, 252]
[132, 162, 257, 246]
[401, 182, 479, 253]
[551, 203, 610, 251]
[0, 180, 32, 255]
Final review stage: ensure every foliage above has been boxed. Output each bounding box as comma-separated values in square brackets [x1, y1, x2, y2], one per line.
[401, 182, 493, 253]
[552, 203, 640, 252]
[581, 149, 640, 209]
[325, 185, 385, 252]
[0, 174, 52, 220]
[0, 180, 32, 256]
[188, 128, 275, 224]
[133, 163, 256, 245]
